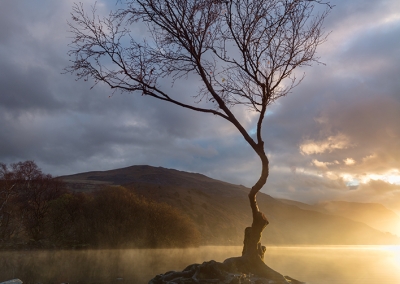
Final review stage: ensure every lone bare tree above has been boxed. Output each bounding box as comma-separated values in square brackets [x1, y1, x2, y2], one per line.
[66, 0, 331, 281]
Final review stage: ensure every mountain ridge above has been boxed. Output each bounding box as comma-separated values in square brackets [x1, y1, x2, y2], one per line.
[60, 165, 400, 245]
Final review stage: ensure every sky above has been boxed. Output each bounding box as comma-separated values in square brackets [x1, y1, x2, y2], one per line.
[0, 0, 399, 213]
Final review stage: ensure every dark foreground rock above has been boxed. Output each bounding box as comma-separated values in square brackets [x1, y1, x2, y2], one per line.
[148, 260, 304, 284]
[0, 280, 23, 284]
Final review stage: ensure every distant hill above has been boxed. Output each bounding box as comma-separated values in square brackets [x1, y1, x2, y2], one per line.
[317, 201, 400, 236]
[60, 165, 400, 246]
[279, 199, 400, 237]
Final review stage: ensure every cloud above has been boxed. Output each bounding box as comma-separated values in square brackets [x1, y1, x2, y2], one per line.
[300, 134, 352, 155]
[312, 159, 334, 169]
[364, 179, 400, 193]
[343, 158, 355, 166]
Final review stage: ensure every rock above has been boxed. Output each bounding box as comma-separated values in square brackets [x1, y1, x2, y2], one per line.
[148, 260, 304, 284]
[0, 280, 23, 284]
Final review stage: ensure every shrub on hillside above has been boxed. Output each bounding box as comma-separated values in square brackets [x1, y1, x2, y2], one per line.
[0, 161, 66, 246]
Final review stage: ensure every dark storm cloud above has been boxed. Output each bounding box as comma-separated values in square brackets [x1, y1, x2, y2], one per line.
[0, 58, 64, 113]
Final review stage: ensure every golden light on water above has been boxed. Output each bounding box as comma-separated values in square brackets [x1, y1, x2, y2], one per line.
[265, 245, 400, 283]
[2, 246, 400, 283]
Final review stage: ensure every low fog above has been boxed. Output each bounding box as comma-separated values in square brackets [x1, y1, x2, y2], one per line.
[2, 246, 400, 283]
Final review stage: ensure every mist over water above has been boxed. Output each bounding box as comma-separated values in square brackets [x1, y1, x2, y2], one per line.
[265, 246, 400, 283]
[1, 246, 400, 284]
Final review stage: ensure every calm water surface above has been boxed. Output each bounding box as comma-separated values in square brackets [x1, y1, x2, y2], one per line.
[1, 246, 399, 284]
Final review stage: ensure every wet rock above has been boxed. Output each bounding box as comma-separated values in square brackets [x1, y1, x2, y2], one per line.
[0, 280, 23, 284]
[148, 260, 304, 284]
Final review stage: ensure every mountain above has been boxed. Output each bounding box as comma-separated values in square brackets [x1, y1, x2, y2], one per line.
[59, 165, 400, 245]
[317, 201, 400, 236]
[279, 199, 400, 237]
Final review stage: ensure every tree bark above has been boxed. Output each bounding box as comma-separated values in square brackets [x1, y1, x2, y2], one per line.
[223, 152, 293, 282]
[245, 148, 269, 259]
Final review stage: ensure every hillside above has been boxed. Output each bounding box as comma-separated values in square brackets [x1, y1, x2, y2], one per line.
[279, 199, 400, 237]
[60, 165, 400, 245]
[317, 201, 400, 236]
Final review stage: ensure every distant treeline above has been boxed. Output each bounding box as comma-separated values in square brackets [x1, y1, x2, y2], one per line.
[0, 161, 200, 249]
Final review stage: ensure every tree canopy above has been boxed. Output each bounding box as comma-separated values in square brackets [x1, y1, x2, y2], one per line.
[66, 0, 330, 159]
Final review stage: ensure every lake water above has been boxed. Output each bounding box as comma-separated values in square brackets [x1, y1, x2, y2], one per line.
[1, 246, 400, 284]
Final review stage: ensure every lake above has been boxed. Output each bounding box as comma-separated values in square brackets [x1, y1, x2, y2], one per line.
[1, 246, 400, 284]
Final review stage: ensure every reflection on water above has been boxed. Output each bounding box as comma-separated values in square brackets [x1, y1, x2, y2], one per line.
[265, 246, 400, 284]
[1, 246, 400, 284]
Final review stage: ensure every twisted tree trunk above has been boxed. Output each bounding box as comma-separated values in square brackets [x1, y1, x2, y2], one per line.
[244, 152, 269, 260]
[223, 152, 297, 283]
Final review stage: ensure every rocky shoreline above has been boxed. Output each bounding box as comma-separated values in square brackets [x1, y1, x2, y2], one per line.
[149, 260, 304, 284]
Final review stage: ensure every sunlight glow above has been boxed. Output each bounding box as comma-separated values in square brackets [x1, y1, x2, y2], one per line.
[333, 169, 400, 187]
[340, 173, 356, 182]
[343, 158, 356, 165]
[359, 169, 400, 185]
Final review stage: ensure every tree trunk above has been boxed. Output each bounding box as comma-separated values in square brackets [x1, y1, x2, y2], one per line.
[244, 152, 269, 260]
[223, 152, 298, 283]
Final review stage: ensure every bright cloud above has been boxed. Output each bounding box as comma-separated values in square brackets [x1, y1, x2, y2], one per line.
[312, 159, 333, 169]
[300, 134, 351, 155]
[325, 171, 340, 180]
[359, 169, 400, 185]
[343, 158, 356, 165]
